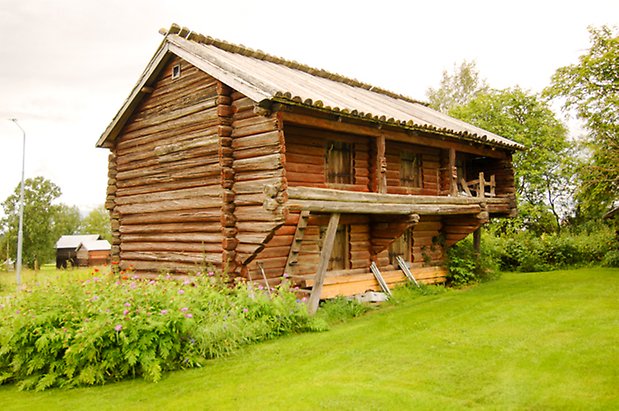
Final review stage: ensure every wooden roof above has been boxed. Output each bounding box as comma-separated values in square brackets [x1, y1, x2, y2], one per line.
[97, 24, 524, 151]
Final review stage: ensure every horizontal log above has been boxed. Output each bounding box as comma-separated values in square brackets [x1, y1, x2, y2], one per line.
[120, 251, 222, 265]
[119, 222, 220, 234]
[117, 198, 222, 215]
[116, 186, 221, 206]
[121, 209, 222, 225]
[122, 233, 222, 243]
[234, 153, 282, 172]
[232, 130, 281, 150]
[121, 242, 222, 253]
[288, 199, 480, 215]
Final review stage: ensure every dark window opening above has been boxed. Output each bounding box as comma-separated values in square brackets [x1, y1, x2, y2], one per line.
[325, 141, 354, 184]
[400, 151, 422, 188]
[320, 224, 350, 271]
[389, 229, 412, 266]
[172, 64, 181, 79]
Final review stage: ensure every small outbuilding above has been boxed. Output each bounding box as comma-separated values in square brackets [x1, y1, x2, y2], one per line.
[76, 240, 112, 267]
[55, 234, 101, 268]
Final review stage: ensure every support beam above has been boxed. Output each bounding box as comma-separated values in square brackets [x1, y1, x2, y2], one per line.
[308, 213, 340, 315]
[376, 134, 387, 194]
[449, 147, 457, 196]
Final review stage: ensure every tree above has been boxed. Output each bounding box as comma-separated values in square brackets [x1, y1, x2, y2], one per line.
[544, 26, 619, 216]
[1, 177, 63, 268]
[426, 60, 488, 113]
[52, 204, 81, 240]
[79, 205, 112, 242]
[450, 88, 573, 233]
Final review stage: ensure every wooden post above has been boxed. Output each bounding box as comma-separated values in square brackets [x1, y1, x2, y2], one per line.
[473, 227, 481, 258]
[449, 148, 457, 196]
[376, 134, 387, 194]
[478, 172, 485, 199]
[307, 213, 340, 315]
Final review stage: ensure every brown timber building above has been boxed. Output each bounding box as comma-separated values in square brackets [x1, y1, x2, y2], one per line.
[97, 24, 523, 301]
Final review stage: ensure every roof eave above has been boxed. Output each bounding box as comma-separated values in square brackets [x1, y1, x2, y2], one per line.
[96, 40, 172, 148]
[270, 98, 525, 152]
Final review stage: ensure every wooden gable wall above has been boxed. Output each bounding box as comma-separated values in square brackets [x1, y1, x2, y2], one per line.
[108, 56, 286, 275]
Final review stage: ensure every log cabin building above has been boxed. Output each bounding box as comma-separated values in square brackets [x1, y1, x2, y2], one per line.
[97, 24, 523, 305]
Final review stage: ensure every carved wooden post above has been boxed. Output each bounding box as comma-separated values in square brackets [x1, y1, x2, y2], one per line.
[478, 172, 485, 199]
[308, 213, 340, 315]
[376, 134, 387, 194]
[449, 148, 457, 196]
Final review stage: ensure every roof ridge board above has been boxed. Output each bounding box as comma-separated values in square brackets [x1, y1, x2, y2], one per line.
[166, 24, 426, 106]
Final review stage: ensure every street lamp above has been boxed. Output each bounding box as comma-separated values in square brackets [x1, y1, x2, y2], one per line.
[9, 118, 25, 288]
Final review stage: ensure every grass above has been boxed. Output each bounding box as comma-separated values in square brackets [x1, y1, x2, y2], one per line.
[1, 267, 617, 410]
[0, 265, 109, 296]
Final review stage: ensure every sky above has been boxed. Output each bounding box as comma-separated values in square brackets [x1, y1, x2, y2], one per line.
[0, 0, 617, 216]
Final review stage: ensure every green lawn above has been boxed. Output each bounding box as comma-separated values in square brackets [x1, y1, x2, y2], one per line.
[1, 267, 617, 410]
[1, 265, 107, 296]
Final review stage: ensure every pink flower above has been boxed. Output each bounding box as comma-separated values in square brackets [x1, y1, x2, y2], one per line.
[207, 271, 214, 277]
[123, 309, 129, 316]
[283, 273, 290, 278]
[183, 279, 191, 285]
[180, 307, 189, 312]
[242, 308, 249, 313]
[130, 282, 137, 289]
[178, 289, 185, 295]
[124, 302, 131, 307]
[184, 313, 193, 318]
[160, 309, 168, 315]
[114, 324, 123, 332]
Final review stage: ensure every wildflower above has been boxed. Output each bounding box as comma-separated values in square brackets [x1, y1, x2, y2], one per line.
[130, 282, 137, 289]
[90, 295, 99, 302]
[183, 279, 191, 285]
[184, 313, 193, 318]
[242, 308, 249, 313]
[283, 273, 290, 278]
[148, 280, 156, 285]
[15, 310, 20, 315]
[301, 297, 307, 302]
[124, 302, 131, 307]
[160, 309, 168, 315]
[208, 271, 214, 277]
[123, 309, 129, 316]
[178, 289, 185, 295]
[180, 307, 189, 312]
[196, 271, 202, 276]
[114, 324, 123, 332]
[93, 277, 100, 283]
[94, 268, 100, 273]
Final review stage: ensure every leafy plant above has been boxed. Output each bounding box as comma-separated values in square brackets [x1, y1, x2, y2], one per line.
[0, 270, 323, 391]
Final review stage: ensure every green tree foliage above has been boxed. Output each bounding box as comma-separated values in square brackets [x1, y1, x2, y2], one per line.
[52, 204, 81, 239]
[544, 26, 619, 216]
[450, 88, 572, 233]
[1, 177, 64, 268]
[426, 60, 488, 113]
[79, 205, 112, 242]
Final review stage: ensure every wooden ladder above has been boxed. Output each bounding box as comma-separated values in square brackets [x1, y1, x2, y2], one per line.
[370, 262, 392, 296]
[284, 210, 310, 275]
[396, 256, 420, 288]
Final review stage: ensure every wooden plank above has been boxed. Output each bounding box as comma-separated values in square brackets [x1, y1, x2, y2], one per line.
[308, 213, 340, 315]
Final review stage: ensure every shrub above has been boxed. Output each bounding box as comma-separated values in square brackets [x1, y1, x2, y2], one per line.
[486, 223, 617, 272]
[0, 271, 323, 391]
[447, 236, 500, 286]
[601, 250, 619, 267]
[317, 296, 369, 324]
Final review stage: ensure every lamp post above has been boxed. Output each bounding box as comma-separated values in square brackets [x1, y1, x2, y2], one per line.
[9, 118, 25, 288]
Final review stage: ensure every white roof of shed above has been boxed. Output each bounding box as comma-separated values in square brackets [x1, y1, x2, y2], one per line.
[77, 240, 111, 252]
[98, 24, 524, 151]
[56, 235, 101, 249]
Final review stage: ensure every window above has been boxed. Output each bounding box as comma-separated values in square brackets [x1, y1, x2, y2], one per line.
[389, 229, 412, 266]
[325, 141, 353, 184]
[172, 64, 181, 79]
[400, 151, 422, 188]
[320, 224, 350, 271]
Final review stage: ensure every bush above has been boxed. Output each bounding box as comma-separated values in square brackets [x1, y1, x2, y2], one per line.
[447, 236, 500, 286]
[486, 223, 617, 272]
[0, 271, 323, 391]
[317, 296, 369, 324]
[601, 250, 619, 267]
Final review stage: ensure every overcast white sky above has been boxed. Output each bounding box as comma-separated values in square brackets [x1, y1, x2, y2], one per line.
[0, 0, 617, 215]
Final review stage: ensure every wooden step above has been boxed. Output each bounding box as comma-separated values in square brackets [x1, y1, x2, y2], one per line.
[299, 266, 448, 299]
